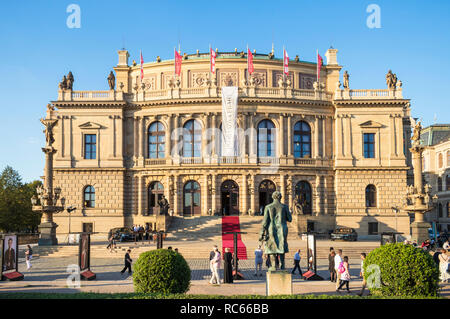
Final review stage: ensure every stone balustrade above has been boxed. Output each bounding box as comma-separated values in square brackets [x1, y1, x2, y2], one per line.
[334, 88, 403, 100]
[57, 86, 334, 102]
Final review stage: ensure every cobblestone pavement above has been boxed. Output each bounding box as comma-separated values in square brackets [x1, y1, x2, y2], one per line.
[0, 253, 448, 297]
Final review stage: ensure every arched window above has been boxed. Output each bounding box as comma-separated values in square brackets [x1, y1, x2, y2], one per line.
[148, 121, 165, 159]
[183, 120, 202, 158]
[258, 179, 276, 213]
[438, 153, 443, 168]
[83, 186, 95, 208]
[437, 177, 442, 192]
[183, 180, 201, 215]
[148, 181, 164, 215]
[295, 181, 312, 215]
[447, 175, 450, 191]
[438, 203, 443, 218]
[293, 121, 311, 158]
[257, 120, 276, 157]
[365, 185, 376, 207]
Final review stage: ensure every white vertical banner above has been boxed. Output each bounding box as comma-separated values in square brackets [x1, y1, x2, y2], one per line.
[221, 86, 239, 157]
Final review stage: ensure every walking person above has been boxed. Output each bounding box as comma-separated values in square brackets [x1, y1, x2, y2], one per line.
[329, 250, 336, 282]
[334, 249, 343, 290]
[438, 249, 449, 283]
[254, 245, 263, 276]
[336, 256, 351, 293]
[291, 249, 302, 276]
[25, 245, 33, 270]
[106, 234, 115, 252]
[209, 246, 221, 285]
[120, 249, 133, 275]
[209, 245, 217, 280]
[223, 248, 233, 284]
[358, 253, 367, 296]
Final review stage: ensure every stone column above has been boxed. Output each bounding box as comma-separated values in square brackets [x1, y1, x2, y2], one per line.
[242, 174, 248, 215]
[280, 174, 286, 205]
[201, 114, 208, 159]
[166, 114, 172, 159]
[134, 116, 140, 161]
[249, 113, 257, 161]
[139, 117, 146, 160]
[138, 175, 145, 215]
[315, 175, 322, 215]
[395, 115, 404, 157]
[322, 117, 327, 158]
[287, 114, 292, 157]
[59, 116, 65, 158]
[211, 113, 217, 156]
[279, 114, 284, 157]
[345, 115, 352, 158]
[211, 174, 217, 215]
[173, 175, 180, 216]
[202, 174, 208, 215]
[389, 114, 396, 159]
[314, 116, 320, 158]
[250, 175, 256, 214]
[323, 175, 329, 215]
[116, 116, 123, 158]
[287, 175, 293, 210]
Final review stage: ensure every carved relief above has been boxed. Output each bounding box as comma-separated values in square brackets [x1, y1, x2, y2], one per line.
[143, 75, 157, 90]
[218, 70, 239, 87]
[162, 73, 180, 89]
[190, 71, 210, 87]
[273, 71, 293, 88]
[246, 69, 267, 87]
[299, 73, 315, 89]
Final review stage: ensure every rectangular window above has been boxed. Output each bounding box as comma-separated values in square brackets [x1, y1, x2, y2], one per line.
[363, 133, 375, 158]
[84, 134, 96, 159]
[368, 222, 378, 235]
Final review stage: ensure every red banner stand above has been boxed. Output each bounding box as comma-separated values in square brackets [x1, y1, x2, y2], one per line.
[2, 271, 24, 281]
[80, 270, 96, 281]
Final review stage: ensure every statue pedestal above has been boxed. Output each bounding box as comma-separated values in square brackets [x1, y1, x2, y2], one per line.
[38, 222, 58, 246]
[410, 221, 430, 244]
[266, 271, 292, 296]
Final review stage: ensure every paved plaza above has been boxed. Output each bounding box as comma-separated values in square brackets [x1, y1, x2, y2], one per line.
[1, 243, 449, 297]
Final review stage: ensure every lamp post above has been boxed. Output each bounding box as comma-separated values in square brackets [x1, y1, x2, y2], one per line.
[31, 104, 66, 246]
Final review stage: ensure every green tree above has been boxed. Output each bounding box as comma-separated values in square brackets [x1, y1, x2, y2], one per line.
[0, 166, 42, 232]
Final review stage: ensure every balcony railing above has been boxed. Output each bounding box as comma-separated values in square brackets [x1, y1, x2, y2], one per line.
[334, 88, 403, 100]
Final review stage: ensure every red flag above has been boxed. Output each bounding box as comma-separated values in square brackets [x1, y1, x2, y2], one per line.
[210, 48, 216, 74]
[283, 49, 289, 76]
[247, 48, 254, 75]
[174, 49, 182, 76]
[317, 52, 323, 81]
[140, 50, 144, 80]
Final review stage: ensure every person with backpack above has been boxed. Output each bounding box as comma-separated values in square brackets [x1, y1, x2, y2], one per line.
[334, 249, 343, 289]
[336, 256, 351, 293]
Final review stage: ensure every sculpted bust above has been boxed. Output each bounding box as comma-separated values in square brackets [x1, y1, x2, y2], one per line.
[259, 191, 292, 271]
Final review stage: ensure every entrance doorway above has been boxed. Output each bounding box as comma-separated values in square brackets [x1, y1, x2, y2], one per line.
[221, 180, 239, 215]
[183, 180, 201, 216]
[258, 179, 276, 215]
[148, 181, 164, 215]
[295, 181, 312, 215]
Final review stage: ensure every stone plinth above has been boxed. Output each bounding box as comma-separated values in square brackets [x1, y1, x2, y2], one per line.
[38, 222, 58, 246]
[410, 220, 430, 244]
[266, 271, 292, 296]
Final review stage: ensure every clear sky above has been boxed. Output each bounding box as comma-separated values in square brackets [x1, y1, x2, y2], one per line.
[0, 0, 449, 182]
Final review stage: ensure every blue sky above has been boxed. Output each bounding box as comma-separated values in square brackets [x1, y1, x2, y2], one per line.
[0, 0, 449, 182]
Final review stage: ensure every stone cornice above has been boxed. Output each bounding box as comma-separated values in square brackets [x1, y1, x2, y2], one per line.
[333, 99, 410, 106]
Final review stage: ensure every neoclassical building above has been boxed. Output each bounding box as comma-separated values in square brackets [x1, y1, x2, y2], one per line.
[49, 48, 413, 238]
[422, 124, 450, 232]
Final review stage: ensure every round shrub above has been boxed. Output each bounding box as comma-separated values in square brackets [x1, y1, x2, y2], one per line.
[363, 243, 440, 297]
[133, 249, 191, 294]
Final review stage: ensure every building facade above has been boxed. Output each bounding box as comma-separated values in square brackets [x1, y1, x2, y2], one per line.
[422, 124, 450, 232]
[48, 48, 412, 238]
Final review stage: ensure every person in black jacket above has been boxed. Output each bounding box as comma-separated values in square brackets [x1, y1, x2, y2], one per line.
[120, 249, 133, 275]
[223, 248, 233, 284]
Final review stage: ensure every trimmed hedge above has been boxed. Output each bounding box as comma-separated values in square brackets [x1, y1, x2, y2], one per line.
[363, 243, 440, 297]
[133, 249, 191, 294]
[0, 293, 444, 299]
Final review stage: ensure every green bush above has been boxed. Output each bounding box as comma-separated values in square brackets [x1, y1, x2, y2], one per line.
[133, 249, 191, 294]
[363, 243, 440, 297]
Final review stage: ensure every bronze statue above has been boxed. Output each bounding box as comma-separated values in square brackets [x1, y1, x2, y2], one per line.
[343, 71, 349, 89]
[66, 72, 74, 90]
[259, 191, 292, 271]
[158, 195, 170, 215]
[107, 71, 115, 90]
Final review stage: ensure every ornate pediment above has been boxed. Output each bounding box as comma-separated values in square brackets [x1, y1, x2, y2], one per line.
[79, 122, 103, 129]
[359, 120, 383, 128]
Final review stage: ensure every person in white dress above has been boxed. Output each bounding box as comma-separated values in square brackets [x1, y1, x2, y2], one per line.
[210, 247, 222, 285]
[438, 249, 449, 283]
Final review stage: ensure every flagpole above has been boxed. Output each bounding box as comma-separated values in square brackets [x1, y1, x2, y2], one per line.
[174, 47, 176, 81]
[209, 44, 212, 82]
[247, 43, 249, 84]
[316, 49, 319, 84]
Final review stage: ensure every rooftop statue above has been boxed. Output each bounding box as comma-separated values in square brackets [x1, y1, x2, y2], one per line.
[67, 71, 74, 90]
[343, 70, 349, 89]
[107, 71, 115, 90]
[59, 75, 67, 90]
[259, 191, 292, 271]
[386, 70, 397, 89]
[411, 120, 422, 144]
